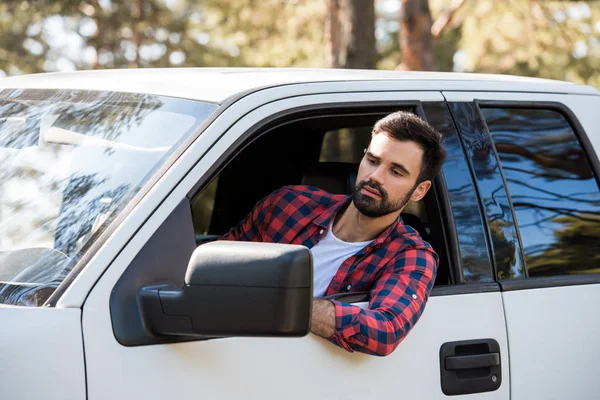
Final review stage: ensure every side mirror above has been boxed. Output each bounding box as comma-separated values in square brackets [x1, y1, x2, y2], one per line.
[138, 241, 313, 338]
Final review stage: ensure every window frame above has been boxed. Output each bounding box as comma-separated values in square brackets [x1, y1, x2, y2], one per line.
[476, 100, 600, 290]
[185, 101, 484, 296]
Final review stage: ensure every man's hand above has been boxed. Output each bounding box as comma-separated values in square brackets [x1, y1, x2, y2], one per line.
[311, 298, 336, 338]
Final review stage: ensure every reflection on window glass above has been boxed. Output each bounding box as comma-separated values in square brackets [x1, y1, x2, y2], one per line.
[426, 103, 494, 283]
[482, 107, 600, 277]
[0, 89, 216, 306]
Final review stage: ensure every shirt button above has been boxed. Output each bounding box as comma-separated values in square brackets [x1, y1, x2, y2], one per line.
[346, 284, 352, 291]
[412, 294, 418, 300]
[319, 229, 324, 234]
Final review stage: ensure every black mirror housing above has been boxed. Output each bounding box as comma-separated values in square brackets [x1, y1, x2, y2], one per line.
[139, 241, 313, 339]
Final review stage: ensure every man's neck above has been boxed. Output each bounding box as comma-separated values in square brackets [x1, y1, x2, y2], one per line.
[332, 202, 400, 242]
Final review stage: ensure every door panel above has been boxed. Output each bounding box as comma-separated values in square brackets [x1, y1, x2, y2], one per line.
[84, 280, 509, 399]
[502, 284, 600, 399]
[82, 91, 509, 399]
[0, 307, 85, 400]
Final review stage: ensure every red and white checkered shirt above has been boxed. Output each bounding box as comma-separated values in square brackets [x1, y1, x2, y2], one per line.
[222, 185, 438, 356]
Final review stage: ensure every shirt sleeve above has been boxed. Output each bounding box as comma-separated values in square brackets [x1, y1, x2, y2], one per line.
[220, 187, 286, 242]
[328, 246, 438, 356]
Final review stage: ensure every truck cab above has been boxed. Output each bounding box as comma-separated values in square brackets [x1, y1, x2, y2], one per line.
[1, 69, 599, 399]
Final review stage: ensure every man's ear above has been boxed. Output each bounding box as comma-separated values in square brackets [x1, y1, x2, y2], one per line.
[410, 180, 431, 202]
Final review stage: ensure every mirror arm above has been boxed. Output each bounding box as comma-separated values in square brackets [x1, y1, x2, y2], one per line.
[138, 285, 200, 338]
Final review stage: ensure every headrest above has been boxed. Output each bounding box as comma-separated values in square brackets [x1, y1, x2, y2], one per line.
[302, 162, 358, 194]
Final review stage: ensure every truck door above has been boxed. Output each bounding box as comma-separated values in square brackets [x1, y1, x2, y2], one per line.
[82, 89, 510, 399]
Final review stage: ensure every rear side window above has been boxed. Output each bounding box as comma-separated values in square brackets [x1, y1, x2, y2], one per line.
[482, 107, 600, 277]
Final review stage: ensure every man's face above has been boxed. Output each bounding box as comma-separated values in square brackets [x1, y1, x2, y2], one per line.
[352, 132, 431, 218]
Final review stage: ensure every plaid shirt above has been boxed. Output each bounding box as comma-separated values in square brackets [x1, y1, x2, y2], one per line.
[222, 185, 438, 356]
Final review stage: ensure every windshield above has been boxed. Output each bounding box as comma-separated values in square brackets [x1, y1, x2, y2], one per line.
[0, 89, 216, 306]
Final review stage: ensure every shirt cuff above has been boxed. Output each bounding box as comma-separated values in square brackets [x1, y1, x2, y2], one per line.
[327, 300, 367, 353]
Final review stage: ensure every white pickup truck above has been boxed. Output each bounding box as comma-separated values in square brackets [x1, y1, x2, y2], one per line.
[0, 69, 599, 400]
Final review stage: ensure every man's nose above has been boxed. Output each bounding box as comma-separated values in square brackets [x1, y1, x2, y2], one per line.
[368, 166, 385, 185]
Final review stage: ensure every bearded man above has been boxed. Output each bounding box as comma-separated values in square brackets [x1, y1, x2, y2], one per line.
[222, 111, 446, 356]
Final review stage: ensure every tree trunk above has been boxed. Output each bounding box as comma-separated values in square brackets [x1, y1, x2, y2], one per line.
[326, 0, 376, 69]
[399, 0, 434, 71]
[342, 0, 376, 69]
[326, 0, 342, 68]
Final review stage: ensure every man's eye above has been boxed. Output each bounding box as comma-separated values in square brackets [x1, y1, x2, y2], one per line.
[367, 158, 377, 165]
[392, 169, 402, 177]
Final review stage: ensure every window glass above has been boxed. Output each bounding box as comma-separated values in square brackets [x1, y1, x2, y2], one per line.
[482, 107, 600, 277]
[426, 103, 495, 283]
[0, 89, 216, 306]
[191, 110, 455, 287]
[450, 103, 524, 280]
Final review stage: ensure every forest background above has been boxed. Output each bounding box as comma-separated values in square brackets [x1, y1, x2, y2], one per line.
[0, 0, 598, 89]
[0, 0, 599, 278]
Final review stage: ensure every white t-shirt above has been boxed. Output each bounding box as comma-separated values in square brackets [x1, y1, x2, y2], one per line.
[310, 223, 373, 298]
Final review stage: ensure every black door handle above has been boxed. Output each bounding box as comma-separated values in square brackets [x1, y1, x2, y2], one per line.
[440, 339, 502, 396]
[445, 352, 500, 370]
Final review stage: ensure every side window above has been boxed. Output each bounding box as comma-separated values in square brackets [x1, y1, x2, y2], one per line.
[320, 127, 371, 163]
[482, 107, 600, 277]
[189, 107, 456, 285]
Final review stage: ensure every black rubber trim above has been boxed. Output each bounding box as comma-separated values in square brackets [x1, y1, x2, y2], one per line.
[431, 173, 461, 284]
[444, 102, 498, 283]
[324, 291, 370, 303]
[186, 101, 421, 199]
[110, 199, 197, 346]
[476, 100, 600, 190]
[500, 275, 600, 291]
[431, 282, 500, 296]
[420, 102, 461, 285]
[473, 103, 528, 278]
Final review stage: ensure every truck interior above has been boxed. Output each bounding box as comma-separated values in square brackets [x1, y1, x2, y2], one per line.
[189, 106, 455, 288]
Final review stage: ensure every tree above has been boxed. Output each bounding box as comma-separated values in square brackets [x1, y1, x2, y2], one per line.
[0, 0, 328, 75]
[326, 0, 376, 69]
[398, 0, 434, 70]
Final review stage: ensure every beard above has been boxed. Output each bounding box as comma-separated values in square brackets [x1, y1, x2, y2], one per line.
[352, 179, 415, 218]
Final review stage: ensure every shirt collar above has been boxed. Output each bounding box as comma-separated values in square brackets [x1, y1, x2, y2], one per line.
[312, 195, 407, 245]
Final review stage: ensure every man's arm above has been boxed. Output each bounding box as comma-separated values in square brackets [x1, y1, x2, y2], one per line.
[314, 246, 438, 357]
[311, 299, 336, 338]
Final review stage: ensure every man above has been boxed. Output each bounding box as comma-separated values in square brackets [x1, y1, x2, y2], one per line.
[222, 111, 446, 356]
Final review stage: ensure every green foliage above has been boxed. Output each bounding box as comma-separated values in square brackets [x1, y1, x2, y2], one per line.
[0, 0, 598, 89]
[455, 0, 600, 87]
[0, 0, 327, 75]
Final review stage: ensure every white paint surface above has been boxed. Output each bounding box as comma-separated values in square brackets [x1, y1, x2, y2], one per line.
[0, 306, 85, 400]
[0, 68, 596, 104]
[84, 289, 509, 400]
[502, 284, 600, 400]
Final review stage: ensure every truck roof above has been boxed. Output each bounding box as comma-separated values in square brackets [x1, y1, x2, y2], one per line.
[1, 68, 598, 103]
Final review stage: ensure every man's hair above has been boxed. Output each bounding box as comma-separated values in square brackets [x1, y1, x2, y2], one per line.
[372, 111, 446, 183]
